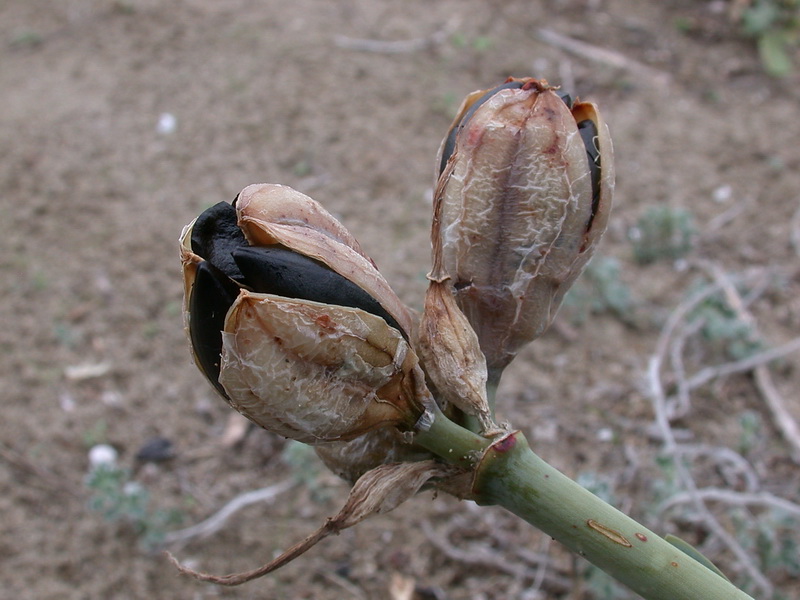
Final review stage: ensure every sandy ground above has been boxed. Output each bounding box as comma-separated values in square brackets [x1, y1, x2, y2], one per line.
[1, 1, 799, 598]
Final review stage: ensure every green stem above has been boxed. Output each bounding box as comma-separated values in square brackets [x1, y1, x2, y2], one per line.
[415, 410, 755, 600]
[414, 404, 489, 470]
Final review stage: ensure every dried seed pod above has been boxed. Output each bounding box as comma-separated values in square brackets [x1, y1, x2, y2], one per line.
[180, 185, 428, 443]
[430, 77, 614, 372]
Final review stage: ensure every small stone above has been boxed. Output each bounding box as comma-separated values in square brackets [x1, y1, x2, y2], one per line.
[88, 444, 118, 469]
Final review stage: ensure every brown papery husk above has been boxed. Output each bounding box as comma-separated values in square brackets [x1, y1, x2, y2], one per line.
[218, 291, 422, 444]
[416, 280, 496, 433]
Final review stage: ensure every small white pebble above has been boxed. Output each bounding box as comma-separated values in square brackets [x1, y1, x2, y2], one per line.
[88, 444, 118, 468]
[597, 427, 614, 442]
[156, 112, 176, 134]
[712, 184, 732, 203]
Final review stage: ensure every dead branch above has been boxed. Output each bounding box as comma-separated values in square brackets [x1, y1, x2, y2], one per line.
[754, 366, 800, 464]
[791, 205, 800, 257]
[671, 444, 760, 492]
[684, 336, 800, 391]
[0, 442, 82, 499]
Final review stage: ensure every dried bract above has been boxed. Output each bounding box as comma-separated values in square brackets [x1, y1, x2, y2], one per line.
[416, 280, 495, 433]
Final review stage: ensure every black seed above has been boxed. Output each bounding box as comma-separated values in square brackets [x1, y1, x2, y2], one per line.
[557, 91, 573, 108]
[439, 80, 526, 175]
[577, 119, 601, 223]
[190, 202, 249, 282]
[232, 246, 405, 336]
[189, 261, 241, 398]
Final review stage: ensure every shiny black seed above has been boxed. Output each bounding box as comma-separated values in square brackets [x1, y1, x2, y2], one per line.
[577, 119, 601, 222]
[189, 261, 241, 397]
[190, 202, 249, 282]
[232, 246, 405, 336]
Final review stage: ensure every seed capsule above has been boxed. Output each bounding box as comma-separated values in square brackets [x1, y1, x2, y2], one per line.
[430, 77, 614, 372]
[180, 185, 427, 443]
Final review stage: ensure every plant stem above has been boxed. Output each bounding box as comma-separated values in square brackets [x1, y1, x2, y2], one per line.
[415, 409, 755, 600]
[414, 404, 489, 469]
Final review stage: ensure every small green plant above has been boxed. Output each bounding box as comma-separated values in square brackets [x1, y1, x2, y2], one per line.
[563, 256, 633, 324]
[281, 440, 330, 501]
[689, 288, 764, 361]
[450, 32, 493, 52]
[86, 456, 183, 550]
[630, 206, 695, 264]
[737, 410, 764, 455]
[740, 0, 800, 77]
[10, 30, 43, 48]
[732, 507, 800, 583]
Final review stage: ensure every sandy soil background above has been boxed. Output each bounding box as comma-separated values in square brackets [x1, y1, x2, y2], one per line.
[1, 1, 799, 598]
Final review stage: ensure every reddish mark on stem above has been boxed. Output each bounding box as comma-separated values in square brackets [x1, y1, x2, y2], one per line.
[635, 533, 648, 542]
[492, 434, 517, 453]
[671, 561, 679, 568]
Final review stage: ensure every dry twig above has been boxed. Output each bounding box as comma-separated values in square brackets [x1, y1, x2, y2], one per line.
[647, 356, 774, 596]
[163, 479, 295, 546]
[421, 518, 570, 593]
[684, 336, 800, 391]
[660, 488, 800, 519]
[534, 28, 670, 87]
[696, 262, 800, 464]
[0, 442, 82, 499]
[671, 444, 760, 492]
[791, 206, 800, 257]
[334, 18, 458, 54]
